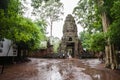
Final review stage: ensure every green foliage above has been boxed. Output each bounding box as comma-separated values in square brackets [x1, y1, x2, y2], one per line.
[90, 32, 106, 51]
[31, 0, 43, 8]
[73, 0, 102, 32]
[79, 31, 91, 50]
[107, 0, 120, 46]
[0, 10, 46, 49]
[0, 0, 46, 50]
[74, 0, 120, 52]
[80, 31, 106, 52]
[108, 22, 120, 46]
[110, 0, 120, 20]
[92, 0, 120, 47]
[31, 0, 60, 8]
[74, 0, 104, 52]
[52, 37, 60, 53]
[35, 20, 47, 35]
[8, 0, 22, 14]
[47, 36, 60, 53]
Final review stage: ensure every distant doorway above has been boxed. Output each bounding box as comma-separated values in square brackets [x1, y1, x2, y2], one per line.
[67, 43, 74, 57]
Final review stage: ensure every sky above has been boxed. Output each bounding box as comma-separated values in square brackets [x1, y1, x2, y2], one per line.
[24, 0, 83, 39]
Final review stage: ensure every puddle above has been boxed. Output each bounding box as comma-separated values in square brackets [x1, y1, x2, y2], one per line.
[71, 66, 92, 80]
[82, 59, 101, 68]
[50, 65, 63, 80]
[2, 58, 120, 80]
[38, 62, 48, 66]
[37, 62, 62, 80]
[93, 74, 101, 80]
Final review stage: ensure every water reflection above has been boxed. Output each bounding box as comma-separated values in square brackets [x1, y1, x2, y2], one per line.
[82, 59, 101, 68]
[36, 59, 93, 80]
[50, 65, 62, 80]
[1, 58, 120, 80]
[68, 59, 120, 80]
[93, 74, 101, 80]
[37, 60, 62, 80]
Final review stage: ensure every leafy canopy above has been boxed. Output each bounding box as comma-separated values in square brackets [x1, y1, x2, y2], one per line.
[108, 0, 120, 46]
[73, 0, 102, 32]
[73, 0, 104, 52]
[79, 31, 106, 52]
[0, 0, 46, 50]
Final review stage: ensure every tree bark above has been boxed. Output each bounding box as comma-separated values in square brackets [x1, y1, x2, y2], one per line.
[101, 12, 111, 68]
[101, 10, 117, 69]
[111, 44, 118, 69]
[96, 0, 118, 69]
[50, 20, 53, 37]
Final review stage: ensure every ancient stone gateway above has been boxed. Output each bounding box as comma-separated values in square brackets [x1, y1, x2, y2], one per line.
[58, 14, 84, 58]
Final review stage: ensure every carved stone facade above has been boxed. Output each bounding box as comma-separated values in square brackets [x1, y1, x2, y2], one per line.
[58, 14, 84, 58]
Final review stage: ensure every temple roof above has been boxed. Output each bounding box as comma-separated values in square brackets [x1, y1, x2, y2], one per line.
[63, 14, 77, 34]
[65, 14, 74, 21]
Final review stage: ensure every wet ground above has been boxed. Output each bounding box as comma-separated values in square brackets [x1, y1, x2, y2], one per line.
[0, 58, 120, 80]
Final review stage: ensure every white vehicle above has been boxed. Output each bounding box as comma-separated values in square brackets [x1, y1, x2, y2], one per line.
[0, 38, 17, 57]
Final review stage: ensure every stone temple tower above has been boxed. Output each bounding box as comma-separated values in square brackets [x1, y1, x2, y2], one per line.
[58, 14, 84, 58]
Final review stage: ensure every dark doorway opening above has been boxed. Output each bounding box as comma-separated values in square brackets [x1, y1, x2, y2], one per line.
[67, 43, 75, 57]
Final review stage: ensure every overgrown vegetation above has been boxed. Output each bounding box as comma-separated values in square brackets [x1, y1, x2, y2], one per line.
[0, 0, 46, 51]
[73, 0, 120, 69]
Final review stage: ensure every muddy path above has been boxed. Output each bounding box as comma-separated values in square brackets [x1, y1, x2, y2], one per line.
[0, 58, 120, 80]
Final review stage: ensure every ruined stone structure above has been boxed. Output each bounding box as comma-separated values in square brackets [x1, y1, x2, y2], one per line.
[58, 14, 84, 58]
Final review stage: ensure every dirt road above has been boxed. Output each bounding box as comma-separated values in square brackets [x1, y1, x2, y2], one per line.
[0, 58, 120, 80]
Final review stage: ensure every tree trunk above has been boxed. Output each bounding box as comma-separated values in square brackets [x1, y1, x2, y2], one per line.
[50, 21, 53, 37]
[101, 12, 111, 68]
[101, 10, 117, 69]
[97, 0, 118, 69]
[111, 44, 118, 69]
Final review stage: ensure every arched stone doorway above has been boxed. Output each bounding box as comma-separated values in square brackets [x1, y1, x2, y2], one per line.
[66, 43, 75, 57]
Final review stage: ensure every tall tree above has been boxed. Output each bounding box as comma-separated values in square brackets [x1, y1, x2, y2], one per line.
[73, 0, 104, 53]
[95, 0, 119, 69]
[73, 0, 102, 33]
[74, 0, 120, 69]
[108, 0, 120, 69]
[31, 0, 63, 37]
